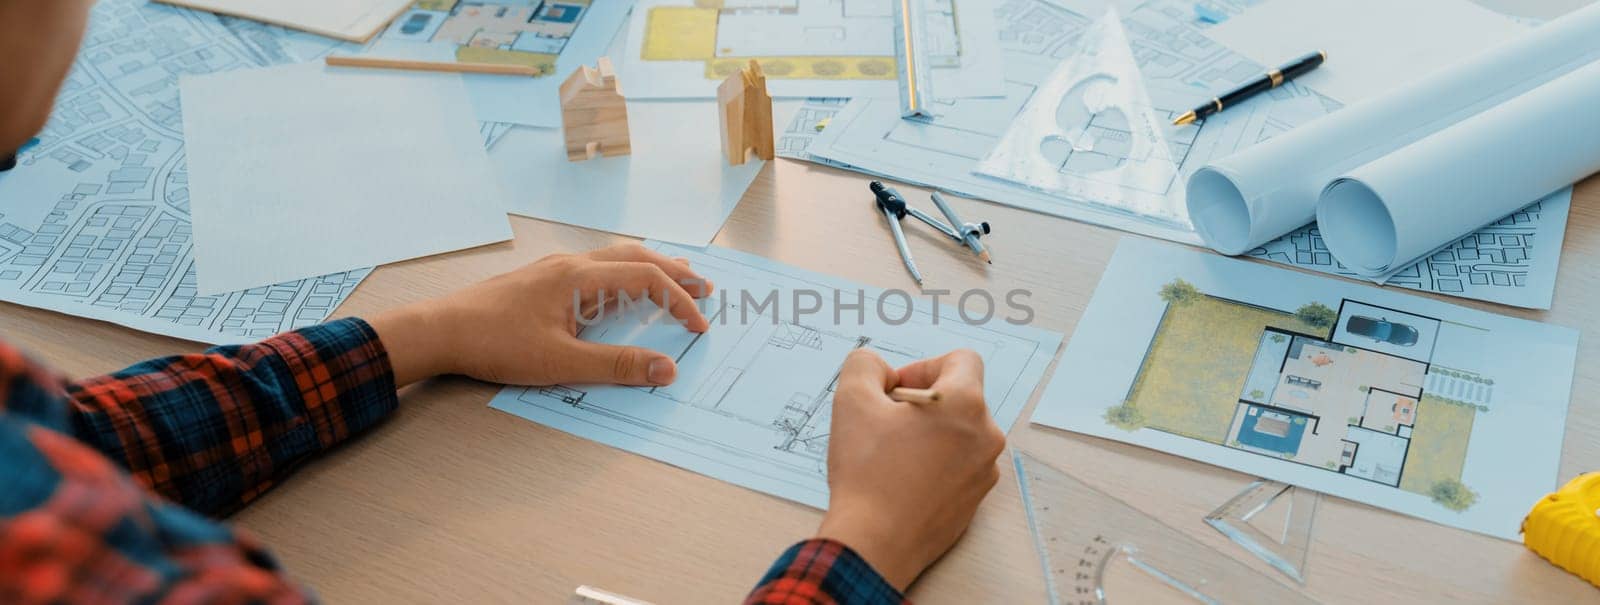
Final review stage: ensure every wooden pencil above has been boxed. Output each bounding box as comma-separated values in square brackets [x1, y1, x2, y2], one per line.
[889, 387, 941, 405]
[324, 55, 541, 77]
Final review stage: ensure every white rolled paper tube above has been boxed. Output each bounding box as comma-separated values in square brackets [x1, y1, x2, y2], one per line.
[1186, 1, 1600, 256]
[1318, 58, 1600, 277]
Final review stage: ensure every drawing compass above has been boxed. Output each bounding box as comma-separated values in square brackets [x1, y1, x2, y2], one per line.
[870, 181, 992, 285]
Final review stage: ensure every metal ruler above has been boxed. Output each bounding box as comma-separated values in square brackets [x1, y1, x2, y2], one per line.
[893, 0, 936, 118]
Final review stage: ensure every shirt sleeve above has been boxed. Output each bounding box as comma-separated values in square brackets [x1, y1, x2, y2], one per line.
[745, 539, 906, 605]
[60, 317, 398, 517]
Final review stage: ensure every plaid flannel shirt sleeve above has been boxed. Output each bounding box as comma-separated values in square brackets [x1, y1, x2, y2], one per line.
[745, 539, 906, 605]
[0, 319, 395, 602]
[60, 317, 398, 517]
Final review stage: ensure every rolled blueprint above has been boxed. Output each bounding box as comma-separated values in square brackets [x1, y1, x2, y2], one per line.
[1186, 2, 1600, 256]
[1319, 59, 1600, 275]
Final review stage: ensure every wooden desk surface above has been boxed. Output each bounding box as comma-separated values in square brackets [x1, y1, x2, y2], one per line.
[4, 156, 1597, 603]
[5, 2, 1598, 597]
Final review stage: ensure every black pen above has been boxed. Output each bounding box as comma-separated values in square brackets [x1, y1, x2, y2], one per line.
[1173, 51, 1326, 125]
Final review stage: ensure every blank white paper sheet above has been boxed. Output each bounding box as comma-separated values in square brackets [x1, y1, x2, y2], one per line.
[181, 63, 512, 295]
[1207, 0, 1527, 104]
[155, 0, 412, 42]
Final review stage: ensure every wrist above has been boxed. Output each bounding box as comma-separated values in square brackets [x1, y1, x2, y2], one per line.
[815, 505, 922, 591]
[367, 300, 458, 386]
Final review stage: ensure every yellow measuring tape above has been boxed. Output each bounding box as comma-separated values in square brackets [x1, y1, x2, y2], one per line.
[1524, 472, 1600, 587]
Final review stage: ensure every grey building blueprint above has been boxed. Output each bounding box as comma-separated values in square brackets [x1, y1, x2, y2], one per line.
[783, 0, 1569, 308]
[0, 0, 370, 343]
[1244, 191, 1569, 309]
[489, 242, 1062, 508]
[775, 97, 849, 163]
[795, 0, 1325, 245]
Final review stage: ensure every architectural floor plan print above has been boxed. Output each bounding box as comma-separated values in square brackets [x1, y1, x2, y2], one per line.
[362, 0, 630, 127]
[1244, 190, 1570, 309]
[382, 0, 597, 76]
[489, 243, 1062, 508]
[620, 0, 1003, 99]
[790, 0, 1569, 307]
[1034, 238, 1577, 540]
[0, 0, 369, 343]
[799, 0, 1334, 245]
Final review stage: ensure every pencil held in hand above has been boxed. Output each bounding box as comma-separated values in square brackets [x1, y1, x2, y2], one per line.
[890, 387, 942, 405]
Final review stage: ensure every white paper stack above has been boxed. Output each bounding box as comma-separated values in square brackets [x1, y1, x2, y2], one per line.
[1187, 2, 1600, 278]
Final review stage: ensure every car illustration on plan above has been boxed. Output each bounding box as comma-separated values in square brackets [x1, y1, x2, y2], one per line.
[1346, 315, 1420, 347]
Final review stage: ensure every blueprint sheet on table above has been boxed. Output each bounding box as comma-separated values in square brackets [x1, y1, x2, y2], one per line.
[0, 0, 377, 344]
[0, 0, 527, 343]
[1032, 237, 1577, 540]
[489, 242, 1063, 508]
[618, 0, 1004, 100]
[802, 0, 1330, 245]
[793, 0, 1571, 308]
[364, 0, 633, 128]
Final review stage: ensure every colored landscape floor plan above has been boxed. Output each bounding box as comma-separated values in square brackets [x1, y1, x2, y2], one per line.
[384, 0, 594, 75]
[1230, 327, 1428, 487]
[1112, 282, 1487, 508]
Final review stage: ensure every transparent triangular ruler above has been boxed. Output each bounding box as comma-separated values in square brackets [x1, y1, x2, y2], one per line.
[1204, 480, 1319, 584]
[1014, 451, 1318, 605]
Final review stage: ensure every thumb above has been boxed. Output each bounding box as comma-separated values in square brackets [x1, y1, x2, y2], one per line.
[834, 349, 896, 414]
[567, 341, 678, 386]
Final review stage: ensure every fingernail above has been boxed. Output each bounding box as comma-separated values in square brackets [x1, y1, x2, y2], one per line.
[648, 358, 675, 385]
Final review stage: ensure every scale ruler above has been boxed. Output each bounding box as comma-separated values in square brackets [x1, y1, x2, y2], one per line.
[893, 0, 936, 118]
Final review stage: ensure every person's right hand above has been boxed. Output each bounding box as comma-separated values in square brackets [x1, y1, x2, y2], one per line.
[815, 348, 1005, 591]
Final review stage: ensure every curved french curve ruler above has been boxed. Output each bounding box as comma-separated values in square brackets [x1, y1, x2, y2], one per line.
[973, 9, 1186, 227]
[1014, 451, 1318, 605]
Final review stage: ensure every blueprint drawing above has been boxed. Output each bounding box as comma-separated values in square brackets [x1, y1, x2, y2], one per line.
[368, 0, 634, 127]
[620, 0, 1004, 100]
[793, 0, 1569, 307]
[0, 0, 371, 343]
[800, 0, 1329, 245]
[1245, 191, 1570, 309]
[489, 242, 1063, 508]
[775, 97, 848, 163]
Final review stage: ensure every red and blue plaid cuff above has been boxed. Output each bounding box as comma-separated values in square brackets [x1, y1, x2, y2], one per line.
[746, 538, 905, 605]
[64, 317, 398, 516]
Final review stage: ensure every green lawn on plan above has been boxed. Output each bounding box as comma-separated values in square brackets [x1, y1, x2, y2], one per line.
[1398, 396, 1476, 496]
[1125, 295, 1324, 443]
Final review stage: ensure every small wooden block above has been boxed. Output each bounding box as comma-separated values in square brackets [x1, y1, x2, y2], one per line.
[560, 57, 631, 162]
[717, 60, 775, 166]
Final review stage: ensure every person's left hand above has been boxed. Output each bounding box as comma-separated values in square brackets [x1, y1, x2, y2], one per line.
[367, 243, 713, 387]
